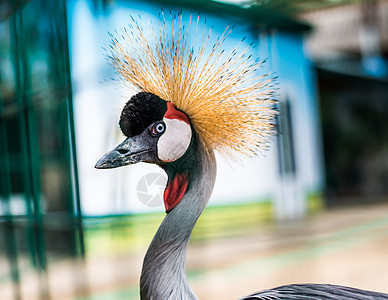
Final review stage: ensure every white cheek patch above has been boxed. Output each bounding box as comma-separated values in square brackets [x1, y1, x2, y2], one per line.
[157, 118, 192, 162]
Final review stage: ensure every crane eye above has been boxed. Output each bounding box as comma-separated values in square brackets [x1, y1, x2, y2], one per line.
[151, 121, 166, 136]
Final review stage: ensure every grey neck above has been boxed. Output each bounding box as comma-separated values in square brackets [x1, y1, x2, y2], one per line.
[140, 140, 216, 300]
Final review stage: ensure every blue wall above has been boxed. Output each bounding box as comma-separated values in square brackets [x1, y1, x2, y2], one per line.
[67, 0, 323, 217]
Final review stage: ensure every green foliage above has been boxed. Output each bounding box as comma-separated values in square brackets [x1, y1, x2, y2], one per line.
[83, 200, 274, 258]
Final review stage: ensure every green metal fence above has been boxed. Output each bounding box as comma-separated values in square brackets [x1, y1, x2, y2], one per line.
[0, 1, 84, 299]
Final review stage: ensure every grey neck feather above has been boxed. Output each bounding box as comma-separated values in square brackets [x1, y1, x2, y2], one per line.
[140, 139, 216, 300]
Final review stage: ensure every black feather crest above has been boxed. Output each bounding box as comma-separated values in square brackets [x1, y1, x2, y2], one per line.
[119, 92, 167, 137]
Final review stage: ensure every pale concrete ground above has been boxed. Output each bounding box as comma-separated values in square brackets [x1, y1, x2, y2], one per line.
[190, 203, 388, 299]
[1, 202, 388, 300]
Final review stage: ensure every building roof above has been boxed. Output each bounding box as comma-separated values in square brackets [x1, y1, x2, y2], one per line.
[144, 0, 311, 32]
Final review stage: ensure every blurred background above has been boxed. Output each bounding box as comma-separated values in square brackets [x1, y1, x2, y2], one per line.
[0, 0, 387, 299]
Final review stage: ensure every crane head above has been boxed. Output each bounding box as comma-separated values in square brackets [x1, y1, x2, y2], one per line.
[95, 92, 192, 169]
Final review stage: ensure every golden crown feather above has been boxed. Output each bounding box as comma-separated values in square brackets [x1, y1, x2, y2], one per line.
[107, 11, 277, 159]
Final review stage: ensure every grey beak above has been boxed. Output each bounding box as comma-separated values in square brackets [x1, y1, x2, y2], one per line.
[95, 135, 156, 169]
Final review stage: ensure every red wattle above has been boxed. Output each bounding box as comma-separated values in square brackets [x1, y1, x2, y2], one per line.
[163, 173, 188, 213]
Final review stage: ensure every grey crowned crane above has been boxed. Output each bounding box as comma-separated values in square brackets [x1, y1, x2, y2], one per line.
[95, 13, 388, 300]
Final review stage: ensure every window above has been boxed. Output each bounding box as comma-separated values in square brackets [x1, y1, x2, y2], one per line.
[276, 97, 296, 175]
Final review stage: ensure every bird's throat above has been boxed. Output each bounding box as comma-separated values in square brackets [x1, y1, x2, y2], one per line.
[163, 172, 189, 213]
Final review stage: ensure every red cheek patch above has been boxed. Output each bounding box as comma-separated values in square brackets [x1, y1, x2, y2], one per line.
[163, 173, 188, 213]
[164, 102, 190, 124]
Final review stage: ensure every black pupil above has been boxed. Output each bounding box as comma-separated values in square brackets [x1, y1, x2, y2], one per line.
[156, 123, 164, 133]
